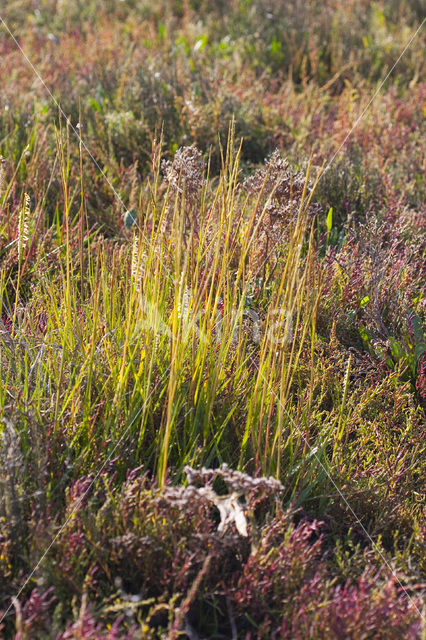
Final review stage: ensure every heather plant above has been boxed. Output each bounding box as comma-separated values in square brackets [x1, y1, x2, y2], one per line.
[0, 422, 26, 554]
[318, 211, 426, 399]
[3, 467, 423, 638]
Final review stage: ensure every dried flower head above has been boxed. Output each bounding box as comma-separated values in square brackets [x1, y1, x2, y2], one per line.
[162, 145, 204, 207]
[244, 150, 320, 221]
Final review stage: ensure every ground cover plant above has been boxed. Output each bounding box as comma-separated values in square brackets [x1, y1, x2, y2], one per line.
[0, 0, 425, 637]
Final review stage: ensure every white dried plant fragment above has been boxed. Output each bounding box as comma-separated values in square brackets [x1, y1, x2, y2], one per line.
[159, 465, 284, 539]
[207, 490, 248, 537]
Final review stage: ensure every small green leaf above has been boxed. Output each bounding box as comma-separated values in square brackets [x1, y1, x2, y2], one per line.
[359, 324, 370, 343]
[158, 22, 166, 40]
[270, 36, 282, 56]
[89, 97, 101, 112]
[326, 207, 333, 233]
[360, 295, 370, 308]
[389, 338, 404, 359]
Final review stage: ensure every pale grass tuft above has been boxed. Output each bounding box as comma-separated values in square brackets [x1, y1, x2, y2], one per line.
[17, 193, 31, 260]
[131, 232, 146, 293]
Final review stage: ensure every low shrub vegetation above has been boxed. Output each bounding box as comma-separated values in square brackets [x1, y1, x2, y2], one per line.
[0, 1, 425, 637]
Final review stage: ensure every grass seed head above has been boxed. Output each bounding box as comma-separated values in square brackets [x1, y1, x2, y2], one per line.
[17, 193, 31, 260]
[162, 145, 204, 207]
